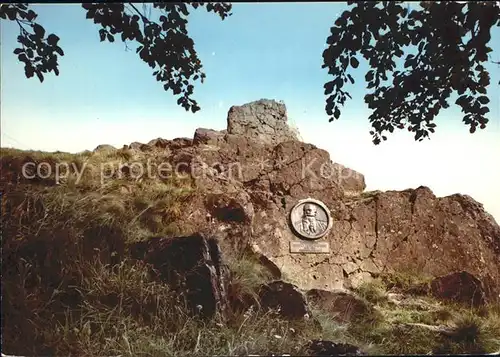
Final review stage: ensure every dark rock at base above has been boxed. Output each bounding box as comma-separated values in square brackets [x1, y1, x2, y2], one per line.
[128, 233, 230, 319]
[302, 339, 365, 356]
[428, 271, 487, 307]
[258, 280, 309, 320]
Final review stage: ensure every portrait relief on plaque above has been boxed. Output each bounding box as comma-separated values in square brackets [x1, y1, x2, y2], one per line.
[289, 198, 333, 240]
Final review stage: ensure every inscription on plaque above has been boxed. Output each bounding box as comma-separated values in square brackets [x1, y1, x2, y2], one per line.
[290, 241, 330, 254]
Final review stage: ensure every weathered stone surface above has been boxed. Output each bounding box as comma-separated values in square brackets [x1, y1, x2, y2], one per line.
[205, 192, 254, 224]
[227, 99, 298, 146]
[128, 233, 230, 319]
[122, 100, 500, 299]
[258, 280, 310, 320]
[427, 271, 487, 307]
[193, 128, 226, 146]
[331, 162, 366, 194]
[302, 340, 365, 356]
[170, 137, 193, 150]
[127, 141, 143, 150]
[244, 185, 499, 296]
[306, 289, 374, 323]
[147, 137, 170, 148]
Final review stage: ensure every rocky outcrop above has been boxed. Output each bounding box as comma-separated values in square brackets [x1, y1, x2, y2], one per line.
[331, 163, 366, 194]
[89, 99, 500, 299]
[227, 99, 299, 146]
[245, 186, 500, 298]
[128, 233, 230, 319]
[427, 271, 487, 307]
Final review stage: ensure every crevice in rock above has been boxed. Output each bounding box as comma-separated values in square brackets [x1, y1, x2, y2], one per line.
[374, 195, 379, 243]
[281, 197, 287, 210]
[409, 190, 418, 216]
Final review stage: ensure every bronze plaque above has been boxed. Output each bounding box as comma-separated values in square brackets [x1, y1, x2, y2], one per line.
[289, 198, 333, 240]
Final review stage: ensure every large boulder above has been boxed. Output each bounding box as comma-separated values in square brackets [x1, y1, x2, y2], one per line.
[427, 271, 487, 307]
[128, 233, 230, 319]
[331, 162, 366, 194]
[227, 99, 299, 146]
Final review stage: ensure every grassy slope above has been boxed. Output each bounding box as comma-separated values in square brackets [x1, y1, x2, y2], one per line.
[1, 147, 499, 356]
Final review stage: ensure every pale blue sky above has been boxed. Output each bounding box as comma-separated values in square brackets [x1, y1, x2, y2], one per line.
[1, 3, 499, 221]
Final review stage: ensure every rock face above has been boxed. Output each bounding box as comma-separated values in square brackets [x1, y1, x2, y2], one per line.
[227, 99, 299, 146]
[129, 233, 230, 319]
[120, 99, 500, 299]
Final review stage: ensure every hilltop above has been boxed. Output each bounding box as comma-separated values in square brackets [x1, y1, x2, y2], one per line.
[1, 99, 499, 356]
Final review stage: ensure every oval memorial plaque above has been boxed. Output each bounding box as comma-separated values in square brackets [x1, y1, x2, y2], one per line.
[289, 198, 333, 240]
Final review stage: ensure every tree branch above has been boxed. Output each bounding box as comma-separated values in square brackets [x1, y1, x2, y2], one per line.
[129, 3, 150, 23]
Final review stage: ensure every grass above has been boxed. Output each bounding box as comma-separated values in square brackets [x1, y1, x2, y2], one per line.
[379, 268, 434, 293]
[2, 147, 500, 355]
[353, 278, 390, 305]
